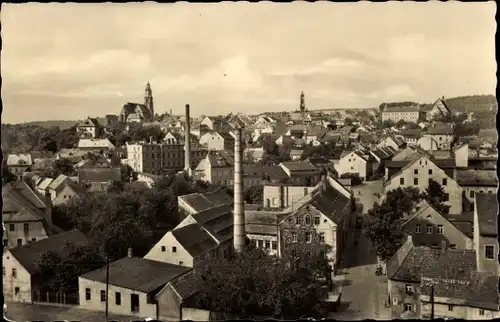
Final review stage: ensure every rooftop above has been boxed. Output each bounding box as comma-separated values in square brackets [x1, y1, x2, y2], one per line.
[179, 188, 233, 213]
[81, 257, 191, 293]
[456, 170, 498, 187]
[475, 193, 498, 236]
[172, 222, 219, 258]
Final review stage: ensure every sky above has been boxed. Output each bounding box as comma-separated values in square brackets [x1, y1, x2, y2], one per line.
[1, 2, 497, 123]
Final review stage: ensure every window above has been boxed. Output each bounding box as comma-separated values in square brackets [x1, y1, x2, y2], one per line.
[23, 223, 29, 232]
[9, 224, 15, 231]
[305, 232, 312, 243]
[272, 241, 277, 250]
[14, 287, 20, 295]
[437, 225, 443, 234]
[161, 246, 166, 252]
[305, 215, 311, 225]
[115, 292, 121, 305]
[31, 238, 36, 242]
[319, 233, 325, 243]
[479, 309, 485, 316]
[470, 190, 475, 198]
[17, 239, 22, 246]
[485, 245, 494, 259]
[443, 193, 449, 201]
[405, 284, 413, 293]
[448, 304, 454, 311]
[100, 290, 106, 303]
[442, 178, 447, 186]
[415, 224, 422, 233]
[404, 303, 413, 312]
[414, 178, 418, 185]
[295, 217, 302, 225]
[426, 225, 433, 234]
[414, 169, 418, 175]
[400, 178, 404, 185]
[272, 198, 278, 206]
[179, 261, 184, 266]
[131, 294, 140, 313]
[85, 288, 91, 301]
[265, 240, 270, 249]
[314, 216, 320, 225]
[3, 239, 8, 247]
[172, 246, 177, 253]
[449, 244, 457, 249]
[428, 169, 433, 175]
[291, 232, 298, 242]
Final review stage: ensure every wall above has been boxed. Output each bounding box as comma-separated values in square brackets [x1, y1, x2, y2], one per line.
[156, 284, 181, 321]
[143, 232, 194, 268]
[335, 152, 368, 180]
[3, 250, 32, 302]
[78, 278, 156, 318]
[420, 300, 499, 320]
[402, 206, 472, 250]
[52, 185, 78, 206]
[382, 111, 420, 123]
[211, 167, 233, 186]
[476, 234, 498, 275]
[199, 133, 224, 151]
[263, 185, 315, 209]
[423, 134, 453, 150]
[247, 233, 278, 256]
[385, 156, 463, 215]
[388, 279, 420, 319]
[454, 145, 469, 168]
[3, 220, 48, 249]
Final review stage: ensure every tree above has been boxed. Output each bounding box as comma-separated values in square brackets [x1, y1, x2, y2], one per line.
[120, 164, 136, 183]
[194, 247, 328, 319]
[244, 185, 264, 204]
[423, 179, 450, 214]
[2, 163, 17, 184]
[362, 187, 423, 261]
[42, 158, 77, 178]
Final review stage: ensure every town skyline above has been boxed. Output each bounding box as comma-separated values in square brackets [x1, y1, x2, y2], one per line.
[1, 2, 496, 123]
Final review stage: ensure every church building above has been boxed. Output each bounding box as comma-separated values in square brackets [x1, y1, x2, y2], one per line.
[119, 82, 155, 123]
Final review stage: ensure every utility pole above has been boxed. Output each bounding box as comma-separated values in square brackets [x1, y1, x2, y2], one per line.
[105, 256, 110, 320]
[430, 284, 435, 320]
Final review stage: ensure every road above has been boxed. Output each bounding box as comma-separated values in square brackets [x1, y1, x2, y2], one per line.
[328, 193, 391, 321]
[351, 180, 384, 214]
[5, 302, 140, 322]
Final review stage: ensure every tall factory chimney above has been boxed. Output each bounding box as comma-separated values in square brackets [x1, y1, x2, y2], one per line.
[233, 127, 246, 252]
[184, 104, 192, 176]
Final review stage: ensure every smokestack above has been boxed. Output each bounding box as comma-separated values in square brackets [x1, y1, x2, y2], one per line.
[170, 109, 173, 116]
[44, 191, 53, 235]
[184, 104, 192, 176]
[233, 127, 246, 252]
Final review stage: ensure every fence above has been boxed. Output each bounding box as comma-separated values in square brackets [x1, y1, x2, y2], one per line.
[32, 290, 79, 305]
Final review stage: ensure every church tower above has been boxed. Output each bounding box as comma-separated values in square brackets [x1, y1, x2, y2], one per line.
[300, 91, 306, 119]
[144, 82, 154, 118]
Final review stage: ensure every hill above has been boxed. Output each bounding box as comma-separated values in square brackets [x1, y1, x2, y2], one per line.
[12, 120, 78, 130]
[444, 95, 497, 114]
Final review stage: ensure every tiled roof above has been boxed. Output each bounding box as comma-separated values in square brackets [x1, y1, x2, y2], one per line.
[433, 158, 456, 169]
[6, 154, 33, 166]
[33, 158, 56, 170]
[77, 138, 115, 149]
[207, 151, 234, 167]
[78, 167, 121, 183]
[9, 230, 89, 275]
[172, 222, 219, 257]
[77, 117, 100, 127]
[426, 125, 454, 135]
[475, 193, 498, 236]
[383, 106, 421, 113]
[390, 135, 406, 147]
[47, 174, 69, 191]
[244, 165, 288, 180]
[309, 182, 350, 224]
[400, 129, 422, 138]
[122, 102, 152, 121]
[456, 170, 498, 187]
[280, 161, 319, 173]
[192, 206, 234, 243]
[245, 211, 279, 235]
[218, 131, 235, 141]
[420, 272, 499, 310]
[168, 269, 204, 300]
[387, 238, 477, 283]
[179, 188, 233, 213]
[38, 178, 54, 191]
[81, 257, 191, 293]
[4, 180, 47, 210]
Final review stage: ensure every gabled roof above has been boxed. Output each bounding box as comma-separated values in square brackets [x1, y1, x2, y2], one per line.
[77, 117, 101, 127]
[426, 124, 454, 135]
[77, 138, 115, 149]
[165, 269, 204, 301]
[6, 154, 33, 166]
[81, 256, 191, 293]
[9, 230, 90, 275]
[78, 167, 121, 183]
[280, 161, 319, 173]
[172, 222, 219, 257]
[206, 151, 234, 167]
[191, 206, 234, 244]
[475, 193, 498, 236]
[37, 178, 54, 191]
[383, 106, 421, 113]
[47, 174, 69, 191]
[456, 170, 498, 187]
[179, 188, 233, 213]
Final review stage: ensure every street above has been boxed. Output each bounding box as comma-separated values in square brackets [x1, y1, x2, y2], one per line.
[4, 302, 140, 322]
[351, 180, 384, 214]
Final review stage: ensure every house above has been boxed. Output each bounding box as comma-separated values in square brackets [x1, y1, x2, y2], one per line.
[304, 126, 328, 144]
[335, 151, 372, 181]
[78, 167, 122, 188]
[76, 117, 103, 138]
[56, 149, 87, 163]
[400, 200, 473, 250]
[144, 205, 233, 268]
[198, 132, 234, 151]
[278, 176, 354, 275]
[263, 184, 317, 209]
[243, 144, 264, 163]
[46, 174, 73, 202]
[419, 124, 454, 151]
[254, 115, 276, 129]
[194, 151, 234, 184]
[78, 255, 191, 319]
[386, 236, 499, 319]
[246, 211, 280, 256]
[178, 188, 233, 217]
[35, 177, 54, 196]
[399, 129, 422, 145]
[77, 138, 116, 152]
[6, 154, 33, 176]
[369, 146, 397, 177]
[2, 181, 53, 248]
[382, 106, 423, 123]
[289, 149, 304, 161]
[279, 161, 322, 185]
[426, 97, 452, 121]
[289, 125, 307, 139]
[384, 153, 463, 215]
[377, 136, 407, 150]
[3, 230, 90, 303]
[456, 170, 497, 212]
[473, 193, 499, 275]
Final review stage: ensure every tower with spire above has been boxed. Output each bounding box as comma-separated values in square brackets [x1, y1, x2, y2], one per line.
[300, 91, 306, 119]
[144, 82, 154, 118]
